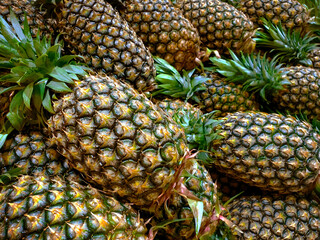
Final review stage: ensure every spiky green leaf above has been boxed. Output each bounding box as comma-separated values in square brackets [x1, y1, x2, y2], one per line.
[42, 89, 54, 114]
[47, 80, 73, 92]
[49, 66, 74, 84]
[187, 198, 204, 235]
[7, 111, 24, 131]
[23, 82, 34, 109]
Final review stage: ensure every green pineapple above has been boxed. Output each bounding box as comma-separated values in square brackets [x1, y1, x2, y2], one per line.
[172, 0, 256, 54]
[117, 0, 201, 71]
[211, 51, 320, 120]
[0, 174, 148, 239]
[153, 57, 260, 117]
[37, 0, 156, 92]
[209, 111, 320, 194]
[227, 194, 320, 239]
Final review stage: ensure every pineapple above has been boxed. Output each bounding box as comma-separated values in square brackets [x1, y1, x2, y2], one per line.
[0, 0, 55, 38]
[118, 0, 201, 71]
[211, 51, 320, 120]
[238, 0, 310, 30]
[0, 128, 81, 182]
[0, 174, 148, 239]
[227, 194, 320, 239]
[0, 12, 221, 239]
[38, 0, 156, 92]
[47, 73, 188, 210]
[154, 57, 260, 117]
[310, 48, 320, 69]
[272, 66, 320, 119]
[172, 0, 256, 54]
[254, 18, 318, 66]
[209, 111, 320, 194]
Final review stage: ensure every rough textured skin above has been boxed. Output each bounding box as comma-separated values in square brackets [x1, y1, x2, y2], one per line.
[238, 0, 310, 30]
[47, 74, 188, 209]
[57, 0, 156, 92]
[272, 66, 320, 120]
[0, 129, 81, 182]
[0, 175, 148, 240]
[210, 111, 320, 194]
[228, 194, 320, 239]
[173, 0, 256, 53]
[0, 0, 55, 38]
[310, 48, 320, 70]
[196, 72, 259, 116]
[119, 0, 201, 71]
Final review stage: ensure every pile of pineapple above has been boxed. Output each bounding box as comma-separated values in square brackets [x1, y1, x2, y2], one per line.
[1, 0, 320, 239]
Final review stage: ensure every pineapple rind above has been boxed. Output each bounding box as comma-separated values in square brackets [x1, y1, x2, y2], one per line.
[197, 72, 260, 116]
[48, 74, 188, 209]
[173, 0, 256, 53]
[0, 175, 148, 239]
[273, 66, 320, 120]
[228, 194, 320, 239]
[57, 0, 156, 92]
[210, 111, 320, 194]
[0, 0, 55, 38]
[239, 0, 310, 30]
[0, 129, 80, 182]
[119, 0, 201, 71]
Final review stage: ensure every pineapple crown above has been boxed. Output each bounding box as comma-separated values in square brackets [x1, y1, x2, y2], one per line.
[210, 50, 291, 102]
[153, 56, 209, 102]
[0, 11, 88, 148]
[171, 107, 223, 161]
[254, 18, 318, 66]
